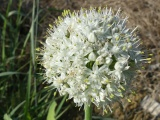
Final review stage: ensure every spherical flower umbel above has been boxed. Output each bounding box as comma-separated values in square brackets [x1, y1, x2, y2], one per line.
[42, 7, 147, 109]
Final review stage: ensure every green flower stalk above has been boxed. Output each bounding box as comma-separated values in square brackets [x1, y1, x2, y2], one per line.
[41, 7, 149, 119]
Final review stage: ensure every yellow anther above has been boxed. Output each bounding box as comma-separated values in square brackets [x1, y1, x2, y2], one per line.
[91, 98, 94, 102]
[49, 24, 53, 28]
[36, 47, 40, 51]
[71, 12, 75, 16]
[77, 19, 81, 23]
[58, 16, 62, 21]
[141, 66, 145, 69]
[118, 89, 122, 92]
[110, 94, 114, 98]
[107, 24, 111, 27]
[90, 7, 93, 10]
[66, 10, 69, 15]
[131, 91, 136, 95]
[122, 46, 126, 50]
[84, 79, 89, 83]
[127, 98, 131, 102]
[127, 39, 130, 42]
[116, 37, 119, 41]
[54, 92, 57, 96]
[105, 79, 110, 83]
[129, 46, 132, 49]
[146, 58, 151, 61]
[98, 7, 101, 13]
[104, 109, 108, 114]
[83, 13, 87, 17]
[120, 94, 123, 97]
[36, 56, 39, 60]
[120, 86, 125, 91]
[62, 10, 66, 16]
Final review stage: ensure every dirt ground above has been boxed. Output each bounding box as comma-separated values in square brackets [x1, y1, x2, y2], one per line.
[37, 1, 160, 119]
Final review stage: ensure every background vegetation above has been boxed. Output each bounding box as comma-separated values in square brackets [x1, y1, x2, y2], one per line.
[0, 0, 70, 120]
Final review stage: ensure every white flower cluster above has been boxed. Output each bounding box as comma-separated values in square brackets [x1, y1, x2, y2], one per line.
[42, 7, 145, 108]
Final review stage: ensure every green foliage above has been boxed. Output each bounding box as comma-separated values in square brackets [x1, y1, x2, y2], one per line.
[47, 100, 57, 120]
[0, 0, 68, 120]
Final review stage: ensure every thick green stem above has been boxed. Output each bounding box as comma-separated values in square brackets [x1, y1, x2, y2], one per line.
[84, 104, 92, 120]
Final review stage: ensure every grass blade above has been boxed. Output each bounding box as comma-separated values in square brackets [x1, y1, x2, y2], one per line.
[55, 95, 67, 116]
[47, 100, 57, 120]
[0, 72, 24, 77]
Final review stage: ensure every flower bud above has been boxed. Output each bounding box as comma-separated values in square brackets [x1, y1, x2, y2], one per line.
[88, 52, 97, 61]
[88, 32, 97, 43]
[106, 57, 113, 65]
[96, 56, 105, 65]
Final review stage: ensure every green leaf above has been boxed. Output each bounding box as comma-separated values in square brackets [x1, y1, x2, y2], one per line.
[10, 101, 25, 116]
[47, 100, 57, 120]
[55, 104, 70, 120]
[0, 72, 23, 77]
[55, 95, 67, 116]
[3, 114, 12, 120]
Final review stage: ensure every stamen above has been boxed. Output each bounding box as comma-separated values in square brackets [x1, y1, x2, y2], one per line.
[131, 26, 138, 34]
